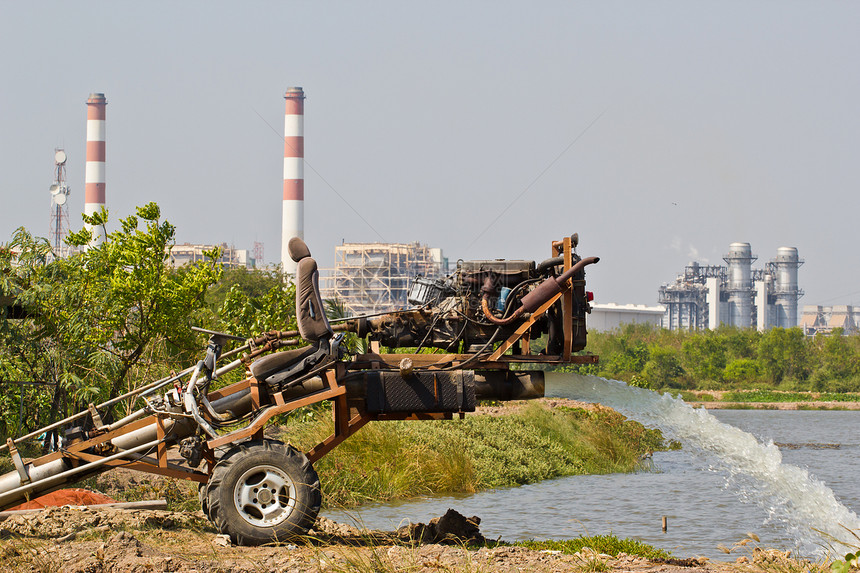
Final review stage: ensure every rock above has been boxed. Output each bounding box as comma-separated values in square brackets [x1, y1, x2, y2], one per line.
[213, 534, 232, 547]
[396, 509, 484, 545]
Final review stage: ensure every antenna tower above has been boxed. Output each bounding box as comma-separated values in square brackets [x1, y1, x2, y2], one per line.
[49, 149, 72, 258]
[253, 241, 264, 266]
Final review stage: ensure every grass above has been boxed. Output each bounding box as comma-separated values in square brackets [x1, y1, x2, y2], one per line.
[280, 403, 672, 508]
[514, 534, 670, 560]
[0, 535, 62, 573]
[721, 390, 860, 403]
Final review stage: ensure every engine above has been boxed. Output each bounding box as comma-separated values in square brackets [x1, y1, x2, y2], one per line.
[345, 246, 594, 355]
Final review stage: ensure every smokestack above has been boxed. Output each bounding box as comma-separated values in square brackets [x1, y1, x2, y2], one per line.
[85, 92, 107, 244]
[724, 242, 755, 328]
[282, 87, 305, 275]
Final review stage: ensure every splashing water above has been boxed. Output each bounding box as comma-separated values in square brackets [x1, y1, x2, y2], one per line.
[547, 372, 860, 556]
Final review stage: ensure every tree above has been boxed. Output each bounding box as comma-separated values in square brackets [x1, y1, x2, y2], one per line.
[756, 327, 809, 383]
[643, 345, 685, 388]
[216, 277, 296, 337]
[723, 358, 761, 384]
[680, 333, 727, 382]
[0, 204, 222, 433]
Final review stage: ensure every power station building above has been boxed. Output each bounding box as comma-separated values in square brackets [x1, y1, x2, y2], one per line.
[169, 243, 256, 269]
[320, 242, 447, 315]
[800, 305, 860, 335]
[589, 303, 666, 332]
[658, 243, 803, 331]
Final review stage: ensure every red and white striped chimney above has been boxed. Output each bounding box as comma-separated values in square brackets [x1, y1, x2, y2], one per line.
[282, 87, 305, 275]
[85, 92, 107, 243]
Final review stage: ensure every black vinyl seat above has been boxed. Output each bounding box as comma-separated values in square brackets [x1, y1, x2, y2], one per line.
[249, 237, 335, 387]
[249, 345, 319, 381]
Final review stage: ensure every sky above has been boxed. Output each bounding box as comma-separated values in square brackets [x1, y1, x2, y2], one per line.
[2, 1, 859, 307]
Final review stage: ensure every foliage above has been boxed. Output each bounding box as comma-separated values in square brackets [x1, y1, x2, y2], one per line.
[642, 346, 684, 388]
[214, 269, 296, 336]
[0, 204, 224, 437]
[515, 534, 670, 559]
[724, 358, 761, 383]
[561, 323, 860, 393]
[721, 390, 860, 403]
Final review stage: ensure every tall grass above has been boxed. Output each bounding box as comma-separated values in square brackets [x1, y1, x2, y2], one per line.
[280, 403, 669, 508]
[516, 534, 671, 559]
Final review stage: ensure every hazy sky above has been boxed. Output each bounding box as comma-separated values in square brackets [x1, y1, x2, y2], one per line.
[2, 1, 859, 306]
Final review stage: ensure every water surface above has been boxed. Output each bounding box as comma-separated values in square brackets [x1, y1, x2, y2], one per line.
[324, 378, 860, 560]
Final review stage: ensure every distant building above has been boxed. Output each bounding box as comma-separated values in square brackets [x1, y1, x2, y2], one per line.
[589, 303, 665, 332]
[169, 243, 255, 269]
[320, 242, 447, 315]
[800, 305, 860, 335]
[658, 243, 803, 331]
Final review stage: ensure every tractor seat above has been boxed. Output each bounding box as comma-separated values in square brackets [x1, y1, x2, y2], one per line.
[249, 345, 319, 381]
[248, 236, 335, 388]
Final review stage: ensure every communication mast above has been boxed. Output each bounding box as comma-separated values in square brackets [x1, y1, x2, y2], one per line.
[49, 149, 72, 258]
[253, 241, 264, 267]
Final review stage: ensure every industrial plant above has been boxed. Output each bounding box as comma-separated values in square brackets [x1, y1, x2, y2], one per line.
[659, 242, 803, 331]
[169, 243, 256, 269]
[800, 305, 860, 335]
[319, 242, 447, 315]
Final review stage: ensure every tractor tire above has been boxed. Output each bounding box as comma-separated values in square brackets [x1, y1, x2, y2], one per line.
[205, 439, 321, 546]
[198, 482, 209, 517]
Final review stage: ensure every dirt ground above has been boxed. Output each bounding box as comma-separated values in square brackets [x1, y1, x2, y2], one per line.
[0, 505, 819, 573]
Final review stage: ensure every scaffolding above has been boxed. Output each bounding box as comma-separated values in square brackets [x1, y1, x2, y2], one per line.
[320, 242, 446, 315]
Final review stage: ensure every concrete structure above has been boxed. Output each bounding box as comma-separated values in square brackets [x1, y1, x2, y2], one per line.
[320, 242, 447, 315]
[800, 305, 860, 335]
[169, 243, 255, 269]
[281, 87, 305, 275]
[659, 243, 803, 331]
[84, 93, 107, 244]
[589, 303, 665, 332]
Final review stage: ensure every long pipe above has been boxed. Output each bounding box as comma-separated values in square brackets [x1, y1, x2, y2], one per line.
[0, 439, 162, 509]
[1, 350, 247, 454]
[0, 381, 254, 510]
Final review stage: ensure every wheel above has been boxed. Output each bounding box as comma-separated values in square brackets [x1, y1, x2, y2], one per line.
[198, 482, 209, 517]
[205, 439, 321, 546]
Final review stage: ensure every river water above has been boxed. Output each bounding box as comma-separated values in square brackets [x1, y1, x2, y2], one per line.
[324, 374, 860, 560]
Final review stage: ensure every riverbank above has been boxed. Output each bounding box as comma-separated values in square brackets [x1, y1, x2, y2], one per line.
[0, 505, 827, 573]
[277, 399, 672, 508]
[678, 390, 860, 410]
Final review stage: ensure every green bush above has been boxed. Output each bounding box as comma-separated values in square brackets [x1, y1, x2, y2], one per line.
[558, 325, 860, 396]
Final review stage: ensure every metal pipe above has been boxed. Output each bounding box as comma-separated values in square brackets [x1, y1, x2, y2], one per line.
[0, 439, 162, 509]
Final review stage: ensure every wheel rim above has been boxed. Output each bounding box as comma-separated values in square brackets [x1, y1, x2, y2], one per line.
[233, 464, 298, 527]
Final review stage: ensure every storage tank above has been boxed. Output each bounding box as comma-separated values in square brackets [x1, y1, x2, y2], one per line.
[774, 247, 801, 328]
[723, 242, 755, 328]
